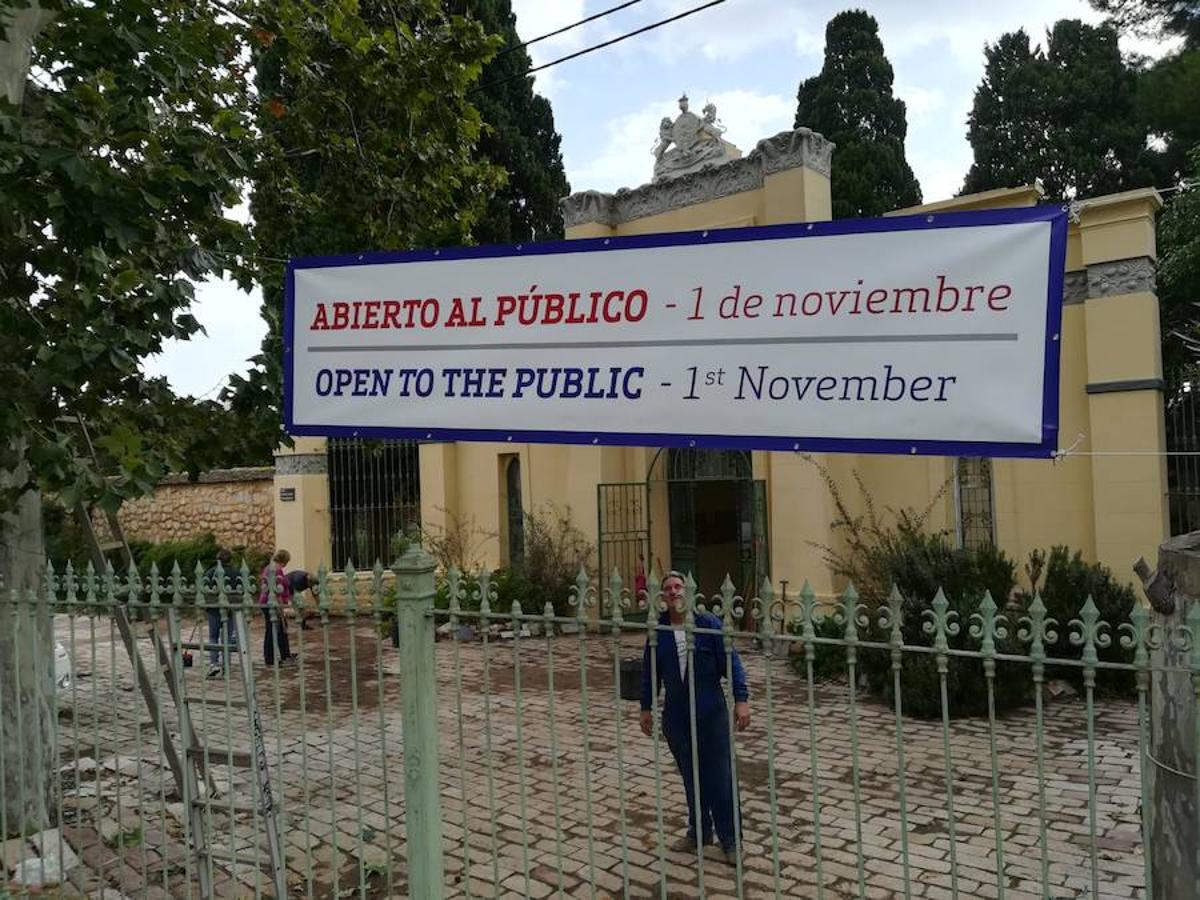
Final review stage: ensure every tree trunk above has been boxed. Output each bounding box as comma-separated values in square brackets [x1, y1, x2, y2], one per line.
[0, 451, 53, 838]
[1, 6, 59, 838]
[0, 4, 56, 105]
[1135, 533, 1200, 899]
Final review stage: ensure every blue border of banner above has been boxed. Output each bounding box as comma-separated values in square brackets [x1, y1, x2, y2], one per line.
[283, 205, 1068, 459]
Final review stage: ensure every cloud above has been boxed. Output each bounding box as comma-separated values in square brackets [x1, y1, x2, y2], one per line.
[142, 276, 266, 399]
[894, 81, 946, 126]
[569, 89, 794, 194]
[511, 0, 587, 54]
[632, 0, 813, 64]
[510, 0, 588, 98]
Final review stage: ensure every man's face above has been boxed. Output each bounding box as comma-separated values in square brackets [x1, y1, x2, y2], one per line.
[663, 576, 685, 611]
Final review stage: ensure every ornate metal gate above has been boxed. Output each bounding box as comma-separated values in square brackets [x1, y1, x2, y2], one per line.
[597, 450, 769, 602]
[596, 481, 650, 601]
[1166, 370, 1200, 535]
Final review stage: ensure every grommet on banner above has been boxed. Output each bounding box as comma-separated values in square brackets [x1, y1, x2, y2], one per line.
[793, 443, 800, 450]
[806, 224, 813, 230]
[1052, 333, 1060, 341]
[592, 437, 599, 444]
[689, 440, 696, 448]
[910, 447, 917, 454]
[702, 231, 709, 238]
[506, 435, 513, 442]
[357, 254, 364, 261]
[603, 239, 610, 245]
[515, 244, 523, 252]
[925, 215, 934, 223]
[433, 249, 440, 256]
[426, 433, 432, 439]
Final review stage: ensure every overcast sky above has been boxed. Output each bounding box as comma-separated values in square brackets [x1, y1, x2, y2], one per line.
[144, 0, 1177, 398]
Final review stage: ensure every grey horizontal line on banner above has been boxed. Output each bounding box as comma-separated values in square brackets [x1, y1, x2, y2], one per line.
[308, 333, 1020, 352]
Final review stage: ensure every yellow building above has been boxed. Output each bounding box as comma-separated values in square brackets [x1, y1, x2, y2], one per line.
[275, 124, 1167, 599]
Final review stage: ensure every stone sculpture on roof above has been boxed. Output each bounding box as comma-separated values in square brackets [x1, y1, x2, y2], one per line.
[652, 94, 739, 183]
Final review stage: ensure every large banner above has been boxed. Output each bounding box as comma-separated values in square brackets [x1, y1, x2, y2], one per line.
[285, 206, 1067, 458]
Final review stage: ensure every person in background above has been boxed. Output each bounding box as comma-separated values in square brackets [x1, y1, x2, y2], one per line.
[287, 569, 317, 630]
[258, 549, 293, 666]
[640, 571, 750, 865]
[203, 548, 240, 678]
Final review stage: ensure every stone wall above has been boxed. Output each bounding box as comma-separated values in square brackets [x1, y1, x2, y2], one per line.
[102, 467, 276, 551]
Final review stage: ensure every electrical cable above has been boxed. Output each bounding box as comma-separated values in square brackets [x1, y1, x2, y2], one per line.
[494, 0, 645, 59]
[471, 0, 726, 95]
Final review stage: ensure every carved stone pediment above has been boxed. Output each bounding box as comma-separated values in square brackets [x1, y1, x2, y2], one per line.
[562, 127, 834, 229]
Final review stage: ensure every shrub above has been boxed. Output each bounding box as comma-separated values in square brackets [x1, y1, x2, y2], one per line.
[856, 529, 1030, 718]
[1017, 546, 1138, 696]
[514, 504, 595, 618]
[421, 509, 497, 574]
[426, 567, 529, 629]
[808, 458, 1030, 718]
[122, 534, 270, 591]
[788, 613, 851, 683]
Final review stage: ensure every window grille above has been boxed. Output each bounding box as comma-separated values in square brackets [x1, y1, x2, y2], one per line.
[956, 457, 995, 550]
[327, 439, 421, 569]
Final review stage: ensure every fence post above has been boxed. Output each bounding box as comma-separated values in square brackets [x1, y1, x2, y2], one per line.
[392, 543, 444, 898]
[1135, 533, 1200, 899]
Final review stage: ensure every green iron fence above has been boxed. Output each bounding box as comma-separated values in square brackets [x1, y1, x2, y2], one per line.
[1, 549, 1198, 898]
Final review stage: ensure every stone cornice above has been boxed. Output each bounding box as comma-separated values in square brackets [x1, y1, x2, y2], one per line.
[561, 127, 834, 229]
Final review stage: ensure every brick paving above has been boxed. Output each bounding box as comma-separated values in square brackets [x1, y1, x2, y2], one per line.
[41, 614, 1146, 898]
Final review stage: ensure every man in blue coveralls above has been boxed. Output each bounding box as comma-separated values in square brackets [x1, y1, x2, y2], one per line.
[640, 571, 751, 864]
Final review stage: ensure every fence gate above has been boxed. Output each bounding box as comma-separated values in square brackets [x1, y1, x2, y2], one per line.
[597, 481, 650, 598]
[1165, 370, 1200, 535]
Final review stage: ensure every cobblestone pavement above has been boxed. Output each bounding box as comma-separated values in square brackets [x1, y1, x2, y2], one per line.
[40, 614, 1145, 899]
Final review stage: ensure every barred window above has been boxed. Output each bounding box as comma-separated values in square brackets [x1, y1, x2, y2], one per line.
[327, 439, 421, 569]
[956, 457, 995, 550]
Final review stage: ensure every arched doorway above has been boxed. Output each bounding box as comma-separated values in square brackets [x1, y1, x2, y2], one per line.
[595, 448, 769, 603]
[663, 449, 767, 599]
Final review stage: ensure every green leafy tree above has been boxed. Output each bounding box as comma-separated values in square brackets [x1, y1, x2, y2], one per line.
[963, 20, 1156, 199]
[1160, 147, 1200, 378]
[0, 0, 254, 834]
[1094, 0, 1200, 183]
[451, 0, 570, 244]
[1138, 47, 1200, 180]
[1088, 0, 1200, 42]
[225, 0, 506, 460]
[1084, 3, 1200, 372]
[794, 9, 921, 218]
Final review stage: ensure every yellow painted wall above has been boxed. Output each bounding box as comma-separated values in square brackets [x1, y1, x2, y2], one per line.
[277, 146, 1168, 598]
[272, 437, 332, 575]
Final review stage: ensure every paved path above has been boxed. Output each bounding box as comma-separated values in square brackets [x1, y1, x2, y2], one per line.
[38, 615, 1145, 898]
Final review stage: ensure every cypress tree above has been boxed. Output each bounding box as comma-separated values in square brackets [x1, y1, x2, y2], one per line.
[794, 10, 922, 219]
[452, 0, 571, 243]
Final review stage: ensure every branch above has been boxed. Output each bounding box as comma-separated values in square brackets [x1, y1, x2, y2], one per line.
[0, 3, 59, 106]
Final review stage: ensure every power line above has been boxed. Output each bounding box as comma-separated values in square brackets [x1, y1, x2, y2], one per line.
[472, 0, 727, 95]
[495, 0, 644, 59]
